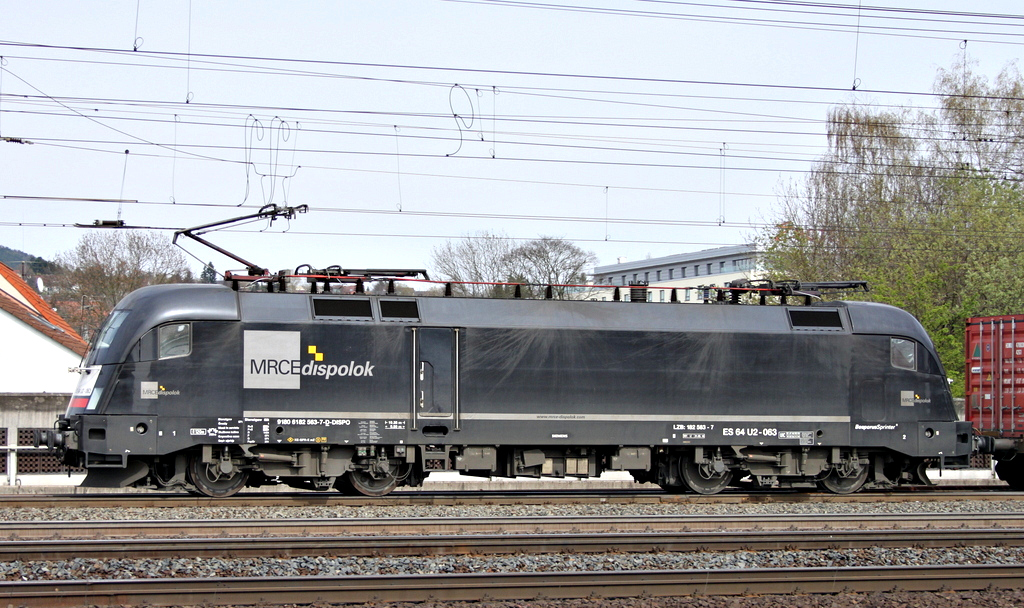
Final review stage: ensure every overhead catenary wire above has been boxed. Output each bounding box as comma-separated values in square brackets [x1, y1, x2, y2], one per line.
[4, 194, 1022, 238]
[439, 0, 1024, 45]
[4, 39, 1024, 102]
[2, 53, 1019, 163]
[5, 54, 1016, 119]
[5, 99, 1016, 177]
[10, 132, 1018, 184]
[2, 220, 1020, 258]
[3, 8, 1024, 265]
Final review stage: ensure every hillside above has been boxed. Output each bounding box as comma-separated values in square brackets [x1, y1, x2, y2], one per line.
[0, 244, 57, 274]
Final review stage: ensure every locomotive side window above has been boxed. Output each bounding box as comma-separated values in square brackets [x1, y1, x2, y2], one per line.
[890, 337, 916, 371]
[788, 309, 843, 329]
[380, 300, 420, 321]
[158, 323, 191, 359]
[312, 298, 373, 319]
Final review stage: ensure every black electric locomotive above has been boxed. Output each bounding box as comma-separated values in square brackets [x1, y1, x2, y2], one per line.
[39, 272, 975, 497]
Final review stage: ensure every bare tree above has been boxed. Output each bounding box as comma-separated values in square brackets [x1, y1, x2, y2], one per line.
[430, 231, 519, 297]
[508, 237, 598, 298]
[48, 231, 194, 340]
[430, 231, 596, 298]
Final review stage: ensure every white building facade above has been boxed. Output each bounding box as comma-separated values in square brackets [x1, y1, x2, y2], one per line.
[591, 244, 760, 302]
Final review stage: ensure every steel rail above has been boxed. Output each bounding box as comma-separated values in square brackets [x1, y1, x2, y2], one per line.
[5, 512, 1024, 540]
[2, 565, 1023, 607]
[3, 527, 1024, 561]
[0, 486, 1014, 509]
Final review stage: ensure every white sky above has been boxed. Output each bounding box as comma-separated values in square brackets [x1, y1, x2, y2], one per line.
[1, 1, 1022, 277]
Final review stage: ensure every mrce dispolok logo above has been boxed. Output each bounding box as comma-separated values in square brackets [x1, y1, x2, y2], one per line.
[243, 330, 374, 390]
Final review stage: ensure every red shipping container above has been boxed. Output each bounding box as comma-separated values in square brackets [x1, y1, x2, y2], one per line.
[966, 315, 1024, 437]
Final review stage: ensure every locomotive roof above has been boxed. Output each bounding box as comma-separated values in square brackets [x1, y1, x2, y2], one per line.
[99, 283, 936, 358]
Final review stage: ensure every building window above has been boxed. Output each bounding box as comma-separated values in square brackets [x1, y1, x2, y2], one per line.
[681, 267, 686, 278]
[669, 269, 674, 279]
[707, 263, 712, 275]
[656, 270, 661, 281]
[633, 273, 638, 282]
[685, 289, 691, 301]
[622, 275, 626, 285]
[644, 272, 649, 282]
[659, 290, 665, 302]
[694, 265, 699, 276]
[720, 261, 726, 272]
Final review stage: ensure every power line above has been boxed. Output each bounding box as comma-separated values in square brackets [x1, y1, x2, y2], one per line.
[5, 220, 1021, 257]
[6, 53, 1008, 119]
[440, 0, 1024, 45]
[3, 39, 1022, 102]
[5, 191, 1023, 234]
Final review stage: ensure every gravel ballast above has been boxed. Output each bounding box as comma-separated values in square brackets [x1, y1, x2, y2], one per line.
[2, 497, 1023, 521]
[4, 498, 1024, 607]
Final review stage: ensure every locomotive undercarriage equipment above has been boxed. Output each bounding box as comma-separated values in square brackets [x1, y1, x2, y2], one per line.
[336, 462, 405, 497]
[817, 450, 870, 494]
[646, 447, 931, 495]
[186, 446, 250, 498]
[679, 448, 733, 495]
[502, 448, 600, 479]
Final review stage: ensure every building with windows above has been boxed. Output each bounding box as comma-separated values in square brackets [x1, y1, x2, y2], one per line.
[590, 244, 760, 302]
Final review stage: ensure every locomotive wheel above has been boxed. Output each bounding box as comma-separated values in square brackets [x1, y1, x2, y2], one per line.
[187, 454, 249, 498]
[817, 464, 869, 494]
[344, 468, 399, 497]
[679, 456, 733, 495]
[995, 459, 1024, 491]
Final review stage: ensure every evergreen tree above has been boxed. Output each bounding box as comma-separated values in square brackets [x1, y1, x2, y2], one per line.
[200, 262, 218, 284]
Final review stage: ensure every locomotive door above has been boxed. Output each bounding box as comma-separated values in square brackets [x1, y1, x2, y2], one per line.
[411, 327, 460, 430]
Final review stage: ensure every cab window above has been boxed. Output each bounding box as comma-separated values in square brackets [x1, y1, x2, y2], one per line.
[890, 337, 916, 371]
[158, 323, 191, 359]
[86, 309, 129, 365]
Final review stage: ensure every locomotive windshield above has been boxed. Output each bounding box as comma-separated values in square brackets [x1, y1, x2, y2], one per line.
[85, 309, 129, 366]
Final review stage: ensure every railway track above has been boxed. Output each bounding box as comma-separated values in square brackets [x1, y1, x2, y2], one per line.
[3, 565, 1024, 607]
[4, 494, 1021, 606]
[6, 512, 1024, 539]
[0, 486, 1016, 509]
[4, 526, 1024, 561]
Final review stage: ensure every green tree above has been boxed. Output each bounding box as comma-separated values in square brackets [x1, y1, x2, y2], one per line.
[758, 60, 1024, 395]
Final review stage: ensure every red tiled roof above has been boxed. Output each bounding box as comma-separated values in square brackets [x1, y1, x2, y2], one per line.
[0, 263, 88, 357]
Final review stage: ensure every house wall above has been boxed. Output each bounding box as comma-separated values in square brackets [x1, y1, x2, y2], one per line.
[0, 309, 83, 393]
[0, 393, 69, 428]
